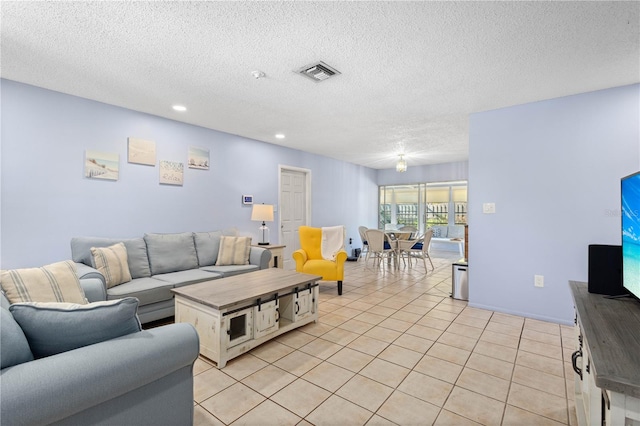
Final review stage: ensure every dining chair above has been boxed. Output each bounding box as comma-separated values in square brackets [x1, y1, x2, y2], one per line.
[358, 226, 370, 263]
[398, 225, 418, 240]
[365, 229, 397, 271]
[397, 229, 434, 272]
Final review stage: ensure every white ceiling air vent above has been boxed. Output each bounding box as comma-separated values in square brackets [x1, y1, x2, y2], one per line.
[296, 61, 341, 82]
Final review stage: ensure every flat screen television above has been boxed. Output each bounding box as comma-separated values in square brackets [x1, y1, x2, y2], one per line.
[622, 171, 640, 299]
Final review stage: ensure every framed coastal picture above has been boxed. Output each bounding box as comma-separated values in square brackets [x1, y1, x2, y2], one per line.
[159, 160, 184, 186]
[127, 137, 156, 166]
[188, 146, 209, 170]
[85, 150, 119, 181]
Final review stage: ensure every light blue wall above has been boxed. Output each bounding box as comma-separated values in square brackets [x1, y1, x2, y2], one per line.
[1, 79, 380, 268]
[469, 84, 640, 324]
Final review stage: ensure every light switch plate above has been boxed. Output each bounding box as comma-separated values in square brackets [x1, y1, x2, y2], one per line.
[483, 203, 496, 214]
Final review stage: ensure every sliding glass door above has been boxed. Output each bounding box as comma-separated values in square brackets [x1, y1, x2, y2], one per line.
[379, 181, 467, 232]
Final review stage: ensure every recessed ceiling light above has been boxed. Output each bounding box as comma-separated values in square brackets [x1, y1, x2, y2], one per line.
[275, 134, 285, 139]
[172, 105, 187, 112]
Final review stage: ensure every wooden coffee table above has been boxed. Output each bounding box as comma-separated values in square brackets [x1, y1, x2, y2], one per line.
[171, 268, 321, 368]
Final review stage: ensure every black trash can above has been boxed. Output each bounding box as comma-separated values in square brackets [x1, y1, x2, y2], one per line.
[347, 248, 361, 262]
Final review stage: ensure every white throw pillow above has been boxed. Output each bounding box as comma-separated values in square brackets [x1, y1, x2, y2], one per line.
[216, 236, 251, 266]
[91, 242, 132, 288]
[0, 260, 87, 304]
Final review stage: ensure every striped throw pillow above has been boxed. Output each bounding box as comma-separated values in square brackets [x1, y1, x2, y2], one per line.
[91, 243, 132, 288]
[216, 236, 251, 266]
[0, 260, 87, 304]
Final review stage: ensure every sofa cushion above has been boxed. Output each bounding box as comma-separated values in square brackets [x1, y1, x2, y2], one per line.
[71, 237, 151, 279]
[144, 233, 198, 275]
[106, 277, 174, 306]
[201, 264, 259, 277]
[216, 236, 251, 266]
[9, 298, 141, 358]
[448, 225, 465, 239]
[90, 243, 132, 288]
[193, 231, 223, 267]
[0, 261, 87, 305]
[0, 308, 34, 368]
[193, 229, 240, 267]
[153, 269, 222, 287]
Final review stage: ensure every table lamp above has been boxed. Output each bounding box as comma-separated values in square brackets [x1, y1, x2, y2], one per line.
[251, 203, 274, 245]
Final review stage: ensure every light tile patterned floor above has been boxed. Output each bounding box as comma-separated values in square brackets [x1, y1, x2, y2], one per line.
[191, 251, 578, 426]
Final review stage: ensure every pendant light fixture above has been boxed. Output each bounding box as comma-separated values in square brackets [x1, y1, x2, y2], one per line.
[396, 154, 407, 172]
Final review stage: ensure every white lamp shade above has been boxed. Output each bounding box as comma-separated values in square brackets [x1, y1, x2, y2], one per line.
[251, 204, 274, 222]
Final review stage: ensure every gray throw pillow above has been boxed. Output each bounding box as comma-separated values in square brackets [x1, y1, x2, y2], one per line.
[144, 232, 198, 275]
[431, 226, 448, 238]
[0, 308, 34, 368]
[9, 298, 141, 358]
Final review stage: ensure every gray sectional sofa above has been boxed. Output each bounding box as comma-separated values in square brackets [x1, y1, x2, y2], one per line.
[71, 231, 271, 324]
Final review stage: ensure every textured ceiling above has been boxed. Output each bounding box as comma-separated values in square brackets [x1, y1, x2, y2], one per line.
[1, 1, 639, 169]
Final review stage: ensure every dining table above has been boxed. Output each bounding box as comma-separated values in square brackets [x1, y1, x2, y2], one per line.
[384, 230, 413, 241]
[382, 230, 414, 268]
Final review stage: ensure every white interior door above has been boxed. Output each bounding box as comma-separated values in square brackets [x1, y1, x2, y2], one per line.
[279, 167, 309, 270]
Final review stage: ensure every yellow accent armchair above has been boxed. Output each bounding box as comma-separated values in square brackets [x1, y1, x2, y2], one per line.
[292, 226, 348, 295]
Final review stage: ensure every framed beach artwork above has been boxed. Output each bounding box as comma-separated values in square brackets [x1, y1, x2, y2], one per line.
[188, 146, 209, 170]
[159, 160, 184, 186]
[85, 150, 119, 181]
[127, 137, 156, 166]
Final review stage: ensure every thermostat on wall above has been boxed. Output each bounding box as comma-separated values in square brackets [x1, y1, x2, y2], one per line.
[242, 195, 253, 205]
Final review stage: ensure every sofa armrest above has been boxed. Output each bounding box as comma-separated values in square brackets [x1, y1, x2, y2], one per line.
[0, 323, 199, 426]
[74, 262, 107, 302]
[80, 278, 107, 302]
[249, 247, 271, 269]
[1, 291, 10, 310]
[75, 262, 105, 284]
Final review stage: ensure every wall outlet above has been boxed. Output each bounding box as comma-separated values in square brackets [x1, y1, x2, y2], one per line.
[534, 275, 544, 288]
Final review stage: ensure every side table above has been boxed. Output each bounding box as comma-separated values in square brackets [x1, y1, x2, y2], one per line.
[252, 244, 285, 268]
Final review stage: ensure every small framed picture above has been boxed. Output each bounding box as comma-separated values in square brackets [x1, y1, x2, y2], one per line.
[159, 160, 184, 186]
[242, 195, 253, 205]
[85, 150, 119, 181]
[127, 137, 156, 166]
[188, 146, 209, 170]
